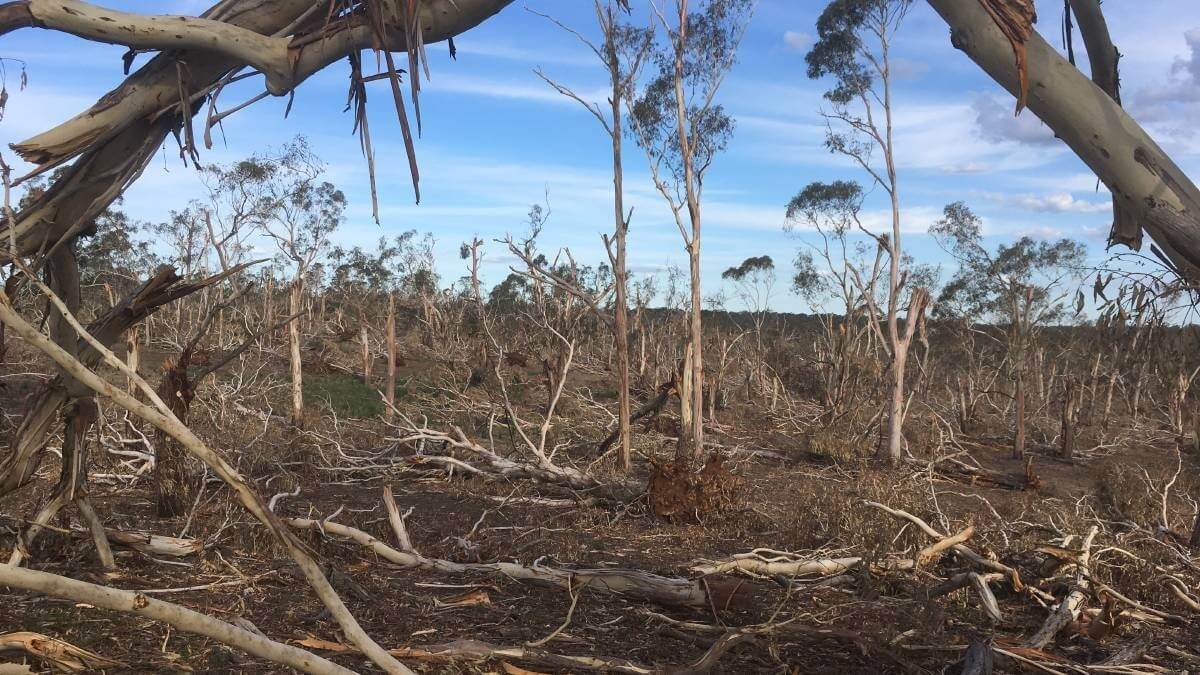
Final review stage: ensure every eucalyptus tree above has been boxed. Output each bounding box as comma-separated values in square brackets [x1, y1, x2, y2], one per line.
[805, 0, 928, 464]
[255, 139, 346, 429]
[533, 1, 653, 473]
[722, 255, 776, 324]
[629, 0, 753, 461]
[931, 202, 1086, 459]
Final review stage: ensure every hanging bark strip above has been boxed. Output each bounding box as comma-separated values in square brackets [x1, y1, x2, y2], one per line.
[977, 0, 1038, 113]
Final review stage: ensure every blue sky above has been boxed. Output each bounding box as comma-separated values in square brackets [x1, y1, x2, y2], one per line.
[4, 0, 1200, 313]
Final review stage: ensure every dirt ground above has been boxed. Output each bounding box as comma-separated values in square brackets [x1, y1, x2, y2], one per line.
[1, 337, 1199, 674]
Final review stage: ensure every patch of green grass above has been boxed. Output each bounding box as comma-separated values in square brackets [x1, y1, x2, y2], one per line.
[304, 375, 384, 418]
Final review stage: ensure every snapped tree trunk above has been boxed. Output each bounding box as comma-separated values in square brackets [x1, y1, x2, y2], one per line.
[9, 245, 113, 569]
[385, 293, 396, 420]
[1060, 376, 1076, 459]
[1191, 504, 1200, 549]
[1013, 369, 1026, 460]
[0, 266, 231, 500]
[154, 356, 195, 518]
[289, 276, 304, 428]
[360, 323, 371, 386]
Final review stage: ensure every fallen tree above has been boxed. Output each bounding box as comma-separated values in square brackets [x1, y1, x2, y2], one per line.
[285, 486, 750, 611]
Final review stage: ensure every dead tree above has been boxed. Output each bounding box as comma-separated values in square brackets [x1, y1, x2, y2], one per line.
[532, 1, 652, 473]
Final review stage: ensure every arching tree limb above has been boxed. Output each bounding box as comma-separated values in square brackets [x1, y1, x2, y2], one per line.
[1, 0, 515, 260]
[926, 0, 1200, 280]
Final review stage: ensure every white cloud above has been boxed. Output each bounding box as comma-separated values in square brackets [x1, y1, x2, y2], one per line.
[783, 31, 811, 52]
[986, 191, 1110, 214]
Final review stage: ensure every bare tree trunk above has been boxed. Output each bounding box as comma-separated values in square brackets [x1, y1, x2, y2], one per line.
[385, 293, 396, 421]
[1013, 369, 1026, 460]
[360, 323, 371, 386]
[687, 241, 704, 460]
[887, 348, 908, 463]
[289, 276, 304, 428]
[878, 26, 909, 467]
[608, 38, 633, 473]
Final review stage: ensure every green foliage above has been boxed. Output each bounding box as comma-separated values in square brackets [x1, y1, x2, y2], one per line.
[785, 180, 864, 235]
[488, 272, 531, 313]
[791, 250, 823, 302]
[931, 201, 1087, 323]
[806, 0, 913, 104]
[19, 172, 156, 288]
[79, 206, 157, 287]
[722, 255, 774, 281]
[328, 231, 438, 298]
[629, 0, 750, 186]
[303, 375, 383, 418]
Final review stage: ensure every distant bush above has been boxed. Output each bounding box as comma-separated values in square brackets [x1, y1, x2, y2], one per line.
[303, 375, 384, 418]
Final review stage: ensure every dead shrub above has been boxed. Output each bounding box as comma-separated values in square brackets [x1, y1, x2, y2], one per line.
[647, 453, 741, 521]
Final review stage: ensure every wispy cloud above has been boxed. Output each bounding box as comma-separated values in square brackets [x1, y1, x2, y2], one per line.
[979, 190, 1110, 214]
[783, 30, 811, 52]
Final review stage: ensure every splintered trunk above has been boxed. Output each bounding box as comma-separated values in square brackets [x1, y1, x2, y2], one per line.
[263, 272, 275, 337]
[125, 326, 140, 395]
[885, 349, 908, 464]
[124, 325, 141, 437]
[1060, 377, 1076, 460]
[956, 376, 975, 434]
[385, 293, 396, 421]
[288, 276, 304, 428]
[10, 246, 112, 568]
[1013, 370, 1026, 460]
[154, 358, 194, 518]
[0, 276, 16, 364]
[677, 341, 694, 462]
[1192, 510, 1200, 549]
